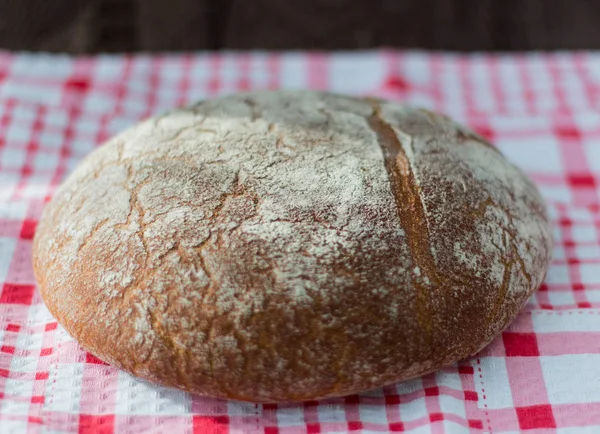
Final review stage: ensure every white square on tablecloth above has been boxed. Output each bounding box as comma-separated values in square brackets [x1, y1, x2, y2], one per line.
[0, 419, 28, 433]
[489, 114, 551, 132]
[547, 290, 576, 306]
[273, 405, 305, 427]
[219, 56, 240, 84]
[69, 138, 95, 157]
[573, 111, 600, 130]
[107, 117, 137, 138]
[159, 62, 184, 83]
[156, 91, 178, 109]
[10, 54, 72, 79]
[18, 174, 53, 200]
[571, 225, 598, 243]
[495, 136, 563, 173]
[11, 106, 37, 123]
[83, 91, 116, 114]
[539, 184, 572, 204]
[0, 147, 26, 170]
[25, 304, 55, 325]
[398, 396, 428, 422]
[541, 354, 600, 404]
[473, 357, 514, 409]
[545, 264, 571, 285]
[0, 174, 17, 199]
[579, 264, 600, 284]
[93, 56, 126, 81]
[247, 54, 270, 89]
[329, 52, 386, 94]
[435, 370, 462, 391]
[44, 363, 85, 413]
[532, 311, 600, 333]
[556, 426, 600, 434]
[403, 52, 432, 85]
[0, 237, 17, 283]
[552, 244, 566, 261]
[74, 117, 101, 137]
[44, 110, 69, 129]
[32, 152, 60, 172]
[227, 400, 256, 416]
[585, 290, 600, 302]
[404, 93, 436, 111]
[316, 403, 347, 424]
[3, 369, 34, 399]
[441, 420, 470, 434]
[115, 372, 191, 415]
[399, 425, 431, 434]
[567, 207, 594, 222]
[583, 140, 600, 172]
[0, 400, 30, 417]
[129, 56, 152, 77]
[0, 83, 62, 106]
[279, 53, 308, 89]
[438, 395, 467, 419]
[358, 403, 387, 424]
[0, 200, 27, 220]
[189, 56, 212, 82]
[38, 130, 64, 149]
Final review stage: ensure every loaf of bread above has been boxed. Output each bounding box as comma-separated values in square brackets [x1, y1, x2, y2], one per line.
[33, 90, 552, 402]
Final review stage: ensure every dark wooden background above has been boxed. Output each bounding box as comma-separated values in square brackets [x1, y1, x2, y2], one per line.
[1, 0, 600, 53]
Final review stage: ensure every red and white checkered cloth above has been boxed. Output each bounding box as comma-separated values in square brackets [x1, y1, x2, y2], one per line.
[0, 50, 599, 434]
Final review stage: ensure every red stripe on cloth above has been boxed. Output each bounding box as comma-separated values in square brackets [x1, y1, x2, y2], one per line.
[27, 322, 57, 425]
[176, 54, 194, 107]
[458, 361, 484, 432]
[536, 331, 600, 355]
[0, 284, 35, 305]
[421, 374, 445, 434]
[191, 395, 229, 433]
[556, 206, 592, 308]
[302, 400, 320, 433]
[516, 54, 536, 114]
[193, 415, 229, 434]
[504, 316, 555, 429]
[19, 220, 36, 240]
[344, 394, 362, 431]
[267, 53, 281, 90]
[236, 53, 252, 92]
[207, 55, 222, 97]
[79, 414, 115, 434]
[382, 384, 403, 432]
[77, 362, 119, 429]
[307, 53, 329, 91]
[487, 56, 504, 114]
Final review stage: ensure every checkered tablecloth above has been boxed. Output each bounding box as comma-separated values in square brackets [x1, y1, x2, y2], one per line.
[0, 50, 600, 434]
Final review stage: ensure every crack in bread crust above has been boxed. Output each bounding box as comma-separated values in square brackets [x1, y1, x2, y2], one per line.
[365, 99, 437, 353]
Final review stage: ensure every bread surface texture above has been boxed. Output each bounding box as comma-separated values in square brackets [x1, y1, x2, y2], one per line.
[33, 90, 552, 402]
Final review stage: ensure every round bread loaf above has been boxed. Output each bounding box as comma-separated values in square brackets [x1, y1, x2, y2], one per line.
[33, 90, 552, 402]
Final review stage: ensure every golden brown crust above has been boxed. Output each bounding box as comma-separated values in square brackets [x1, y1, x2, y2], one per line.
[33, 90, 553, 402]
